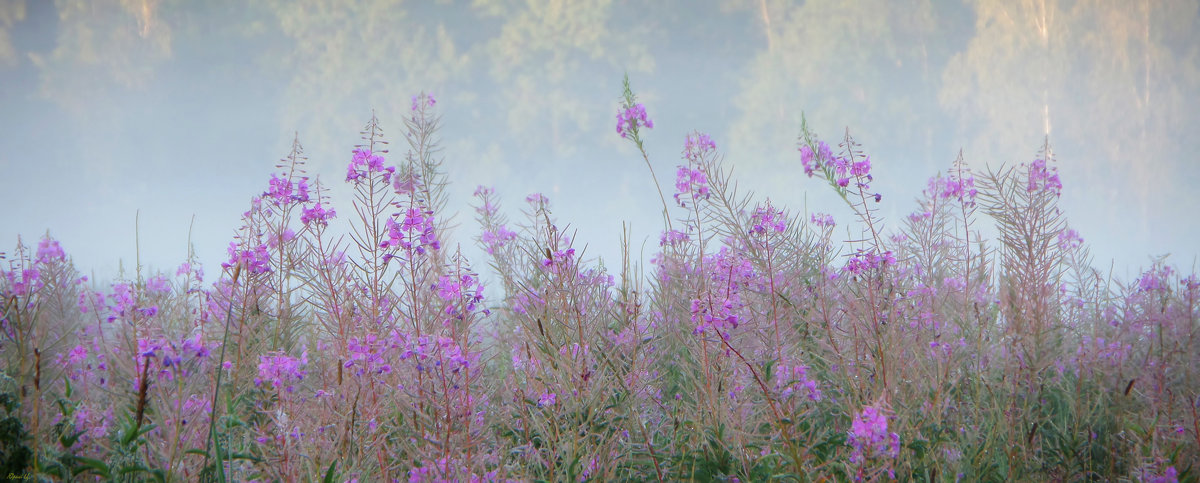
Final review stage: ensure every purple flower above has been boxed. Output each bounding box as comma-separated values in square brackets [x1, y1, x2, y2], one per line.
[689, 249, 756, 336]
[799, 141, 835, 177]
[301, 202, 336, 226]
[480, 226, 517, 255]
[616, 103, 653, 138]
[1138, 265, 1174, 292]
[255, 352, 308, 391]
[105, 282, 137, 321]
[145, 274, 170, 295]
[435, 275, 464, 301]
[36, 237, 66, 264]
[673, 165, 710, 207]
[774, 363, 822, 402]
[810, 212, 836, 228]
[929, 173, 978, 205]
[223, 241, 272, 274]
[66, 344, 88, 365]
[176, 262, 204, 283]
[263, 173, 311, 205]
[851, 157, 872, 177]
[1147, 465, 1178, 483]
[183, 332, 210, 359]
[411, 92, 435, 111]
[1027, 158, 1063, 195]
[525, 193, 549, 207]
[800, 145, 817, 176]
[538, 392, 557, 407]
[4, 268, 43, 296]
[842, 250, 894, 276]
[381, 207, 440, 254]
[346, 148, 392, 183]
[1058, 229, 1083, 251]
[684, 132, 716, 155]
[847, 405, 900, 464]
[265, 173, 293, 205]
[137, 338, 164, 359]
[659, 229, 689, 247]
[676, 131, 717, 207]
[438, 336, 473, 372]
[296, 178, 310, 201]
[434, 272, 486, 316]
[391, 169, 424, 195]
[473, 185, 499, 217]
[266, 229, 296, 249]
[750, 202, 786, 237]
[543, 248, 576, 270]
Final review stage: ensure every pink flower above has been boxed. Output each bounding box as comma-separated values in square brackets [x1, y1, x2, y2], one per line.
[301, 202, 336, 226]
[381, 207, 440, 254]
[5, 268, 42, 296]
[66, 344, 88, 365]
[411, 92, 435, 111]
[659, 229, 689, 247]
[1058, 229, 1083, 251]
[673, 165, 710, 207]
[346, 148, 392, 183]
[810, 212, 836, 228]
[616, 103, 653, 138]
[480, 226, 517, 255]
[1027, 158, 1062, 195]
[145, 274, 170, 295]
[255, 352, 308, 392]
[847, 405, 900, 464]
[799, 141, 835, 177]
[750, 202, 786, 236]
[36, 237, 66, 264]
[223, 241, 272, 274]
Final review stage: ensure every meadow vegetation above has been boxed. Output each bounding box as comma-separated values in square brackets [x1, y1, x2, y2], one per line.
[1, 84, 1196, 482]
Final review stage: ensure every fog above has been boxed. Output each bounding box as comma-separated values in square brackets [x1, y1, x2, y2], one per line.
[2, 0, 1197, 286]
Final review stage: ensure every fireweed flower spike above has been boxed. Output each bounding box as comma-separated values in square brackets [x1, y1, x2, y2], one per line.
[799, 140, 836, 178]
[346, 147, 393, 183]
[1027, 158, 1063, 195]
[264, 173, 310, 206]
[674, 132, 716, 207]
[749, 202, 786, 237]
[616, 103, 653, 139]
[412, 92, 436, 111]
[35, 236, 66, 264]
[301, 202, 335, 226]
[847, 404, 900, 475]
[617, 73, 673, 230]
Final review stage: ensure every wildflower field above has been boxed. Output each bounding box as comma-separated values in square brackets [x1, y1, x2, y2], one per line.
[1, 83, 1196, 482]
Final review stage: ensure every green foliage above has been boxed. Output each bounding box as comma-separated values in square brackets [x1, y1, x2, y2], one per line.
[0, 388, 32, 475]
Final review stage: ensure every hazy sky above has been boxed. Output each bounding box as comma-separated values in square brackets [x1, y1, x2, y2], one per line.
[2, 0, 1197, 285]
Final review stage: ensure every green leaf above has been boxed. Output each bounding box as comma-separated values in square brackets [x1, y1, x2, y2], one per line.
[907, 439, 929, 459]
[55, 397, 72, 417]
[228, 452, 264, 463]
[117, 464, 152, 476]
[322, 460, 337, 483]
[60, 428, 87, 448]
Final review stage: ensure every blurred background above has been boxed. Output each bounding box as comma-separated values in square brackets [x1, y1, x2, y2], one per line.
[1, 0, 1197, 284]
